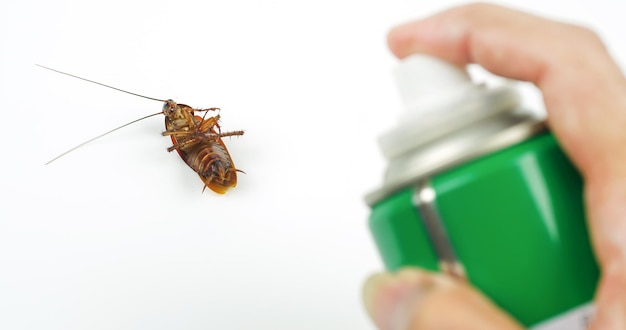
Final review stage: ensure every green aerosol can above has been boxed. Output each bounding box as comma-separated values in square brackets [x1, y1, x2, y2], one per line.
[365, 55, 599, 329]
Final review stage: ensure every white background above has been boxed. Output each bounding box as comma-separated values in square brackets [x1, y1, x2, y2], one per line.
[0, 0, 624, 329]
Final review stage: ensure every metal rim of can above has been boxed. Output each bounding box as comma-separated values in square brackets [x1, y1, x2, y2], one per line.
[364, 114, 547, 206]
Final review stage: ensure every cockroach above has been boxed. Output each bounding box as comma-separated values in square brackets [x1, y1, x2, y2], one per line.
[39, 65, 244, 194]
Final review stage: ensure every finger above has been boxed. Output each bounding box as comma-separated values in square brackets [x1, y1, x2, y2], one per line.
[590, 261, 626, 329]
[363, 268, 523, 330]
[585, 180, 626, 330]
[386, 3, 616, 89]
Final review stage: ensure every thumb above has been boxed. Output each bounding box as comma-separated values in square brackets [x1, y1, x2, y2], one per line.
[362, 267, 523, 330]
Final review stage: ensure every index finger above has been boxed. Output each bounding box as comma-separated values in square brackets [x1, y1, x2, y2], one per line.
[388, 3, 615, 89]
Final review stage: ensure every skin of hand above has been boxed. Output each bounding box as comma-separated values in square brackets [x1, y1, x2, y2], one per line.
[363, 3, 626, 330]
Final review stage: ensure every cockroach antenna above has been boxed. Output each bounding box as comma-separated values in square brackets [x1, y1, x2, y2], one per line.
[36, 64, 167, 102]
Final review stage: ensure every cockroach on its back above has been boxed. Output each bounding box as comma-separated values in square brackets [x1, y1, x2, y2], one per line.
[161, 99, 244, 193]
[39, 65, 244, 194]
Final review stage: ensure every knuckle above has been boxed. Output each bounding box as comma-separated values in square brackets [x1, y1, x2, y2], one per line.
[564, 24, 606, 49]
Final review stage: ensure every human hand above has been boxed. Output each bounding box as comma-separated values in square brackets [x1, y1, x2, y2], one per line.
[363, 3, 626, 329]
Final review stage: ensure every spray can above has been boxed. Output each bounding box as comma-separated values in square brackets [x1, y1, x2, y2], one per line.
[365, 55, 599, 329]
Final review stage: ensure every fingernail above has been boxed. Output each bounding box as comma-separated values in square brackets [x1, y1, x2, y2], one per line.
[362, 268, 434, 330]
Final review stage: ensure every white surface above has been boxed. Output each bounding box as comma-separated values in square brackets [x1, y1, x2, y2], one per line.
[0, 1, 624, 329]
[532, 303, 594, 330]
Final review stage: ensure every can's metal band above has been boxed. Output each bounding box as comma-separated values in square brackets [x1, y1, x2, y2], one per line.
[413, 180, 466, 280]
[365, 116, 547, 206]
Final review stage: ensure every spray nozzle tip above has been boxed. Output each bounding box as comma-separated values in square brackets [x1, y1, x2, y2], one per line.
[394, 55, 473, 114]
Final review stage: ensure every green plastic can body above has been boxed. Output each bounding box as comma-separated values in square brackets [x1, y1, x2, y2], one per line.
[368, 132, 599, 327]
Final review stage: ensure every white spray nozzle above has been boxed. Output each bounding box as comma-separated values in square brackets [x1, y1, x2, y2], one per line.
[393, 55, 474, 119]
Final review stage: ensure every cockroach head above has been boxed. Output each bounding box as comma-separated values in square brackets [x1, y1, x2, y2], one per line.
[162, 99, 177, 115]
